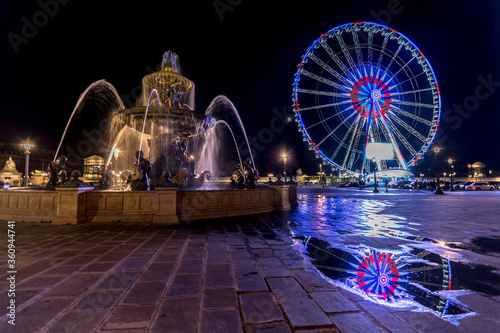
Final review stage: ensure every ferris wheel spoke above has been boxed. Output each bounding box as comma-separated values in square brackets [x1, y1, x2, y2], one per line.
[377, 34, 390, 67]
[296, 88, 345, 98]
[385, 119, 418, 156]
[335, 33, 357, 69]
[412, 281, 448, 289]
[378, 117, 410, 169]
[317, 110, 358, 147]
[301, 69, 352, 93]
[399, 265, 446, 274]
[390, 99, 435, 109]
[397, 70, 427, 87]
[386, 113, 427, 142]
[331, 115, 360, 163]
[307, 244, 353, 265]
[347, 127, 363, 170]
[385, 43, 404, 72]
[308, 54, 352, 86]
[352, 30, 364, 64]
[392, 61, 419, 85]
[319, 41, 353, 80]
[390, 87, 434, 97]
[340, 116, 362, 168]
[299, 101, 351, 112]
[387, 106, 433, 126]
[367, 29, 374, 64]
[305, 109, 346, 130]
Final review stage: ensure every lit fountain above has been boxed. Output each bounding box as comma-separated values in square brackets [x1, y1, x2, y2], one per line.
[0, 51, 294, 224]
[107, 51, 218, 190]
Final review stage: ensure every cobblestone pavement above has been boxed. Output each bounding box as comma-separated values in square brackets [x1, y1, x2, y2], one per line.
[1, 188, 499, 332]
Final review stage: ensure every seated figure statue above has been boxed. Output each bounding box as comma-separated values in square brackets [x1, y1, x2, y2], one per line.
[130, 151, 151, 191]
[243, 158, 258, 189]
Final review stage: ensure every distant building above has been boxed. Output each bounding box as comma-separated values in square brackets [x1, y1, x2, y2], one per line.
[83, 155, 105, 180]
[468, 161, 486, 178]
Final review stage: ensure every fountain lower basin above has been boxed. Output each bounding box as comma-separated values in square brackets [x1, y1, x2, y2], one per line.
[0, 185, 295, 224]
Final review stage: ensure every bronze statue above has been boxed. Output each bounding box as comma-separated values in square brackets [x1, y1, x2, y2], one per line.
[130, 151, 151, 191]
[243, 158, 258, 189]
[99, 164, 113, 190]
[46, 156, 68, 190]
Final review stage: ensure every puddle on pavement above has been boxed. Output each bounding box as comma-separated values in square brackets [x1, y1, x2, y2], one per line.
[295, 235, 473, 316]
[445, 237, 500, 255]
[289, 195, 500, 322]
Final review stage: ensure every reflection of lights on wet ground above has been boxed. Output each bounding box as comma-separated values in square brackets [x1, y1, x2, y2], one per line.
[297, 236, 471, 320]
[288, 194, 500, 323]
[295, 196, 407, 238]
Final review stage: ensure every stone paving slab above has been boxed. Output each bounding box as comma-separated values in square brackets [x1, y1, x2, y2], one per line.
[1, 189, 500, 332]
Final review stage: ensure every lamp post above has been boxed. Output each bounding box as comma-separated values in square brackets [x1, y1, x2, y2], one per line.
[283, 154, 287, 183]
[319, 164, 325, 187]
[433, 147, 444, 195]
[448, 159, 455, 191]
[113, 148, 119, 187]
[372, 157, 379, 193]
[23, 141, 32, 188]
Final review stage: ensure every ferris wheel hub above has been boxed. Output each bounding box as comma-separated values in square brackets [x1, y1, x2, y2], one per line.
[371, 89, 382, 101]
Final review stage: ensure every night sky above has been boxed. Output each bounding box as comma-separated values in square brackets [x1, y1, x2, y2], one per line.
[1, 0, 499, 175]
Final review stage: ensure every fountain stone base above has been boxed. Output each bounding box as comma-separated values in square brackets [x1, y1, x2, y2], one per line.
[0, 186, 293, 224]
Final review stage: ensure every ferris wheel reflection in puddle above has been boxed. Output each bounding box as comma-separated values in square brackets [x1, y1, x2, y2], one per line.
[298, 236, 470, 317]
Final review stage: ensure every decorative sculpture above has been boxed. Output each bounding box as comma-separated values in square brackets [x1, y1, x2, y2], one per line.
[243, 158, 258, 189]
[46, 156, 68, 190]
[130, 151, 151, 191]
[60, 170, 91, 188]
[99, 164, 113, 190]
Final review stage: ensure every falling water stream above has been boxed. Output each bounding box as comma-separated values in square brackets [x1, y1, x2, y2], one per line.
[205, 95, 257, 173]
[54, 80, 124, 162]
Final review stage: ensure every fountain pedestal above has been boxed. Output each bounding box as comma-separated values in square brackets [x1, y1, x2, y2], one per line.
[153, 187, 179, 224]
[53, 187, 94, 225]
[269, 185, 291, 211]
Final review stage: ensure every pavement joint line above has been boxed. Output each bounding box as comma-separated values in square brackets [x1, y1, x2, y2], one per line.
[147, 228, 197, 331]
[39, 226, 167, 332]
[93, 227, 169, 332]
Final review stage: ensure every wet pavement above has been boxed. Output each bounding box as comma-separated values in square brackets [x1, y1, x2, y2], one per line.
[1, 187, 499, 332]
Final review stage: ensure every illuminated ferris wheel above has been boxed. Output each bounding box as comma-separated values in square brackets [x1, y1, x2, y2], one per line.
[292, 22, 441, 176]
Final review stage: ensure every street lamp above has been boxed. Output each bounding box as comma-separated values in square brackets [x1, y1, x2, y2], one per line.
[319, 164, 325, 187]
[448, 159, 455, 191]
[23, 141, 32, 188]
[372, 157, 379, 193]
[282, 153, 287, 184]
[113, 148, 120, 187]
[433, 147, 444, 195]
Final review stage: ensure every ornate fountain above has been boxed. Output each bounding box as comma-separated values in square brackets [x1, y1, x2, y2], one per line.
[0, 51, 295, 225]
[110, 51, 213, 190]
